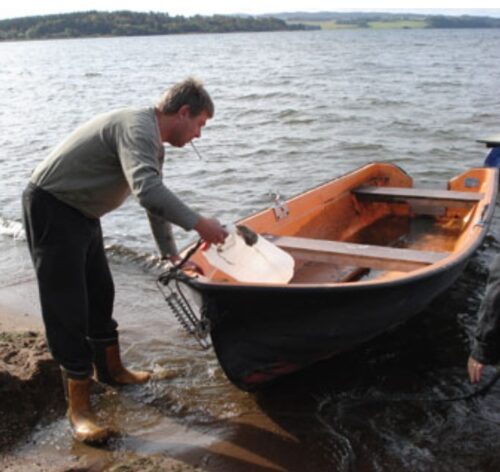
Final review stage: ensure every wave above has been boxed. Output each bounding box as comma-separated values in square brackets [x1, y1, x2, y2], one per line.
[284, 118, 315, 125]
[0, 216, 167, 274]
[337, 142, 387, 152]
[239, 91, 296, 100]
[0, 217, 25, 240]
[277, 109, 299, 119]
[104, 243, 165, 273]
[389, 120, 427, 132]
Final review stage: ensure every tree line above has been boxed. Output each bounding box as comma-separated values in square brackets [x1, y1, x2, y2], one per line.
[2, 10, 498, 41]
[426, 15, 500, 28]
[0, 11, 309, 41]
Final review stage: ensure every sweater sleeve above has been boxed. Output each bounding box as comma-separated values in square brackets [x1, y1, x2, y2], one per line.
[116, 116, 200, 231]
[471, 254, 500, 364]
[147, 212, 178, 259]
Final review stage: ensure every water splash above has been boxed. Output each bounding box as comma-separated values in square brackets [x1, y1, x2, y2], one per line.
[0, 217, 25, 240]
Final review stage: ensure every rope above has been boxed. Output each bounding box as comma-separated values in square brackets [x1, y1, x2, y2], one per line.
[158, 239, 203, 285]
[320, 367, 500, 407]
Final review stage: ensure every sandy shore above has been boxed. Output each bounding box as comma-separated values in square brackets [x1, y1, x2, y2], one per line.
[0, 283, 204, 471]
[0, 305, 42, 333]
[0, 281, 299, 472]
[0, 272, 43, 333]
[0, 247, 318, 471]
[0, 328, 204, 471]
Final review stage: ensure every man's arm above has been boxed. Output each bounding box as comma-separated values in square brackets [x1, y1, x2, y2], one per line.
[118, 111, 227, 244]
[117, 113, 201, 231]
[468, 253, 500, 383]
[147, 212, 178, 260]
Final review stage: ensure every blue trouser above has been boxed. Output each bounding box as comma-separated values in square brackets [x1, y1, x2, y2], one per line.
[22, 183, 118, 378]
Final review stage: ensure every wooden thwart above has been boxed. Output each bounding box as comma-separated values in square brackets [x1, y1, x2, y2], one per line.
[353, 186, 483, 208]
[266, 235, 449, 272]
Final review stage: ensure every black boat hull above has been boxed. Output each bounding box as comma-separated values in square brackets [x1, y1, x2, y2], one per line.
[189, 258, 467, 391]
[163, 163, 497, 391]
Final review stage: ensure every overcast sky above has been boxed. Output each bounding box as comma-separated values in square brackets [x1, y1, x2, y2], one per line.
[1, 1, 500, 20]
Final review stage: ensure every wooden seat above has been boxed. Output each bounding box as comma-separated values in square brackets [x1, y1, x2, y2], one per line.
[264, 235, 449, 273]
[352, 186, 483, 208]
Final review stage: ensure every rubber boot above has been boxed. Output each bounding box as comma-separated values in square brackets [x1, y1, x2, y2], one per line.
[90, 338, 151, 386]
[62, 372, 112, 444]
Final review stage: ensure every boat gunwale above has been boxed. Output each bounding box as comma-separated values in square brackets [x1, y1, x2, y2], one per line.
[181, 164, 498, 293]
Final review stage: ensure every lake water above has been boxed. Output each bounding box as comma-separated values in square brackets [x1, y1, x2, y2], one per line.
[1, 28, 500, 470]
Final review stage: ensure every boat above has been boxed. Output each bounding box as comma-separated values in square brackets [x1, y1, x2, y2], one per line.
[158, 162, 498, 391]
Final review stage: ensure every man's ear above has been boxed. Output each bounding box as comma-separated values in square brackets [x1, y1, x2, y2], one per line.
[178, 104, 191, 119]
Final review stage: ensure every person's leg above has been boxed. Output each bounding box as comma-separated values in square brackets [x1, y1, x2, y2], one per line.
[22, 185, 112, 443]
[472, 253, 500, 362]
[61, 371, 112, 444]
[481, 253, 500, 314]
[85, 220, 151, 385]
[85, 219, 118, 340]
[22, 184, 93, 376]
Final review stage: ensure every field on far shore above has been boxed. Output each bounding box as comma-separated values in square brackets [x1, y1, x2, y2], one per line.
[288, 20, 427, 29]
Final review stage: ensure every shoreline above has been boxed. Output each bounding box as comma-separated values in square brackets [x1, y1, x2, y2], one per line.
[0, 267, 43, 333]
[0, 304, 42, 333]
[0, 277, 202, 471]
[0, 317, 203, 471]
[0, 277, 294, 472]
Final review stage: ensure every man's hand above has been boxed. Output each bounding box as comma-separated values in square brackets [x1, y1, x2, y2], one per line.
[194, 217, 228, 246]
[467, 356, 484, 384]
[163, 255, 203, 274]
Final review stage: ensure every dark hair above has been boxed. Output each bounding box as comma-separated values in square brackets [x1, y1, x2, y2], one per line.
[156, 77, 214, 117]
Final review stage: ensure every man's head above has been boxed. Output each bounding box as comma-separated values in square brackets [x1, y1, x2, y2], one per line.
[156, 77, 214, 147]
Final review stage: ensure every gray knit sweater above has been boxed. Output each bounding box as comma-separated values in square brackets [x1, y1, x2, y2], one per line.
[30, 107, 200, 258]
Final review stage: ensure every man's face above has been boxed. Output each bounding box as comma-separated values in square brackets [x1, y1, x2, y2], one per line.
[170, 106, 210, 147]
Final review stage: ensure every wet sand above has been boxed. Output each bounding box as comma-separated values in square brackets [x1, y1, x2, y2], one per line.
[0, 277, 311, 472]
[0, 281, 42, 333]
[0, 291, 205, 471]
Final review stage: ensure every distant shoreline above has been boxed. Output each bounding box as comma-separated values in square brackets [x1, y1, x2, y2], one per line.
[1, 10, 499, 42]
[0, 10, 310, 42]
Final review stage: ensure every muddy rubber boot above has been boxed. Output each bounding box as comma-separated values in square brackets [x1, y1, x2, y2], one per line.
[62, 374, 112, 445]
[90, 338, 151, 386]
